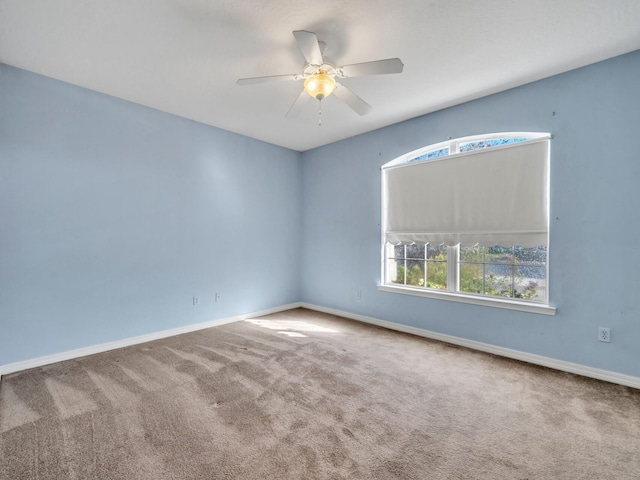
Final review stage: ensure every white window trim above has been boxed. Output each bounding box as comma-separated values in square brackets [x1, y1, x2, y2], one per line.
[380, 132, 555, 316]
[377, 284, 556, 315]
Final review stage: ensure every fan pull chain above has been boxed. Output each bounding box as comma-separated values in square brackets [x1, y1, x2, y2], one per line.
[318, 98, 322, 127]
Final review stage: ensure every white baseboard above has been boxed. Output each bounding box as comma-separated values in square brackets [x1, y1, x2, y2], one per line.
[0, 302, 303, 379]
[3, 301, 638, 391]
[300, 303, 640, 390]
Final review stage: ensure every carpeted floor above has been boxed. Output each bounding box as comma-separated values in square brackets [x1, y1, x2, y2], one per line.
[1, 308, 639, 479]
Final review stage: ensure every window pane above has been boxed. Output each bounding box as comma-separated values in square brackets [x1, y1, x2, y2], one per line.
[460, 262, 484, 294]
[407, 153, 427, 163]
[514, 245, 547, 265]
[426, 244, 447, 289]
[485, 245, 514, 264]
[406, 260, 425, 287]
[459, 137, 530, 152]
[427, 244, 447, 259]
[485, 264, 514, 298]
[458, 244, 547, 301]
[486, 137, 529, 147]
[427, 147, 449, 158]
[459, 140, 487, 152]
[427, 261, 447, 289]
[460, 245, 484, 263]
[406, 244, 425, 259]
[514, 266, 546, 301]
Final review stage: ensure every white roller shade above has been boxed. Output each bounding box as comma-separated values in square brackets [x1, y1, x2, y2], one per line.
[383, 138, 549, 247]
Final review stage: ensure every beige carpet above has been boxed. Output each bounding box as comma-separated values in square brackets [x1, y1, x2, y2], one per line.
[1, 308, 639, 479]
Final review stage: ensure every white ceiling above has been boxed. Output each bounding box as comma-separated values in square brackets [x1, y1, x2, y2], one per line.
[1, 0, 639, 152]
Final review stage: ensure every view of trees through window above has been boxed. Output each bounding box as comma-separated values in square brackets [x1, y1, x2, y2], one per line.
[386, 243, 547, 302]
[459, 245, 546, 300]
[389, 244, 448, 289]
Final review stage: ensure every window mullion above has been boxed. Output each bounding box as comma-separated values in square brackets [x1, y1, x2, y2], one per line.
[511, 246, 515, 297]
[482, 247, 486, 294]
[447, 245, 459, 292]
[403, 245, 407, 285]
[423, 245, 427, 288]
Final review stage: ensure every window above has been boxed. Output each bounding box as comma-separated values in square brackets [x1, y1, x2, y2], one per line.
[380, 133, 554, 315]
[388, 243, 448, 289]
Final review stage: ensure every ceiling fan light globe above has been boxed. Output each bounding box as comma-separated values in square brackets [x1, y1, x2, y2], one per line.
[304, 74, 336, 99]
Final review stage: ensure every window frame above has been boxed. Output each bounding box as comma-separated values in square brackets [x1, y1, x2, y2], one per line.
[379, 133, 556, 316]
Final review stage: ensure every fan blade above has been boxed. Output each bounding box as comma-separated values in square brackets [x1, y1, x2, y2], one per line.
[333, 82, 372, 116]
[293, 30, 323, 65]
[337, 58, 404, 78]
[286, 89, 310, 118]
[237, 73, 302, 85]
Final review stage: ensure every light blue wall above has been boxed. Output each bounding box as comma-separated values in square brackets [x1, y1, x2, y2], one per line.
[3, 51, 640, 379]
[301, 50, 640, 378]
[0, 64, 302, 365]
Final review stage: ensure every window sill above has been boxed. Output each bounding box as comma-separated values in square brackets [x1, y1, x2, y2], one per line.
[377, 284, 556, 316]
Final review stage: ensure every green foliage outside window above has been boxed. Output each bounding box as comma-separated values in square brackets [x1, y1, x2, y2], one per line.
[390, 244, 544, 301]
[459, 245, 543, 300]
[460, 264, 538, 300]
[395, 251, 447, 290]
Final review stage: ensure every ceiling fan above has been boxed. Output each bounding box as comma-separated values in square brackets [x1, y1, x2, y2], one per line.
[237, 30, 404, 121]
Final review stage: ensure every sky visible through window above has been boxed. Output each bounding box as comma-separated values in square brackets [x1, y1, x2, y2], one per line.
[404, 136, 530, 164]
[458, 137, 529, 152]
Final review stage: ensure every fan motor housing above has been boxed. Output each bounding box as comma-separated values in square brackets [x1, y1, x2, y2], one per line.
[303, 63, 337, 78]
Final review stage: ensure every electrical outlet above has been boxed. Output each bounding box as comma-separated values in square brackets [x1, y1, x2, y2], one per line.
[215, 292, 221, 303]
[598, 327, 610, 343]
[355, 289, 362, 300]
[193, 296, 199, 306]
